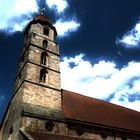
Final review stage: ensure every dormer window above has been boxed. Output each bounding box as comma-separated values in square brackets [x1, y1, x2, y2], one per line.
[43, 27, 49, 36]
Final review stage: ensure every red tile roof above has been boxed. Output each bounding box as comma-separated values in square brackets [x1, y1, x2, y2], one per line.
[33, 14, 52, 25]
[62, 90, 140, 133]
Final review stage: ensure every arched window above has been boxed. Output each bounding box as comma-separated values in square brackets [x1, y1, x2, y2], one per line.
[40, 52, 48, 65]
[43, 40, 48, 48]
[40, 68, 47, 83]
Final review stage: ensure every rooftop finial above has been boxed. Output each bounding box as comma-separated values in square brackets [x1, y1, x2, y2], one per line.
[40, 6, 46, 15]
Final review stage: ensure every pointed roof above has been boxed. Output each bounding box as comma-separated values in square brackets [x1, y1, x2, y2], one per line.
[62, 90, 140, 134]
[24, 14, 57, 36]
[33, 14, 52, 26]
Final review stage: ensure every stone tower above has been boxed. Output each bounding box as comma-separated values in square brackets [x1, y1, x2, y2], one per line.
[17, 12, 63, 119]
[1, 12, 63, 140]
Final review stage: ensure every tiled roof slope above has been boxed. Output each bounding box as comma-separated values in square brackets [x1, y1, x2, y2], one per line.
[62, 90, 140, 133]
[33, 14, 52, 25]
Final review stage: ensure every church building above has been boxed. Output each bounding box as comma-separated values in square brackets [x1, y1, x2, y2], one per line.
[0, 11, 140, 140]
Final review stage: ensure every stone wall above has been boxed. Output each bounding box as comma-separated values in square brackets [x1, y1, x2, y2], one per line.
[21, 117, 130, 140]
[14, 40, 60, 93]
[29, 23, 55, 41]
[1, 85, 24, 140]
[22, 81, 62, 113]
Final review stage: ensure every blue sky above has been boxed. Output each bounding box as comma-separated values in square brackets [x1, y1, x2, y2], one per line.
[0, 0, 140, 122]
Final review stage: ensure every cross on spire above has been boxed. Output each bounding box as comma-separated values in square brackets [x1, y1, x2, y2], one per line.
[40, 7, 46, 15]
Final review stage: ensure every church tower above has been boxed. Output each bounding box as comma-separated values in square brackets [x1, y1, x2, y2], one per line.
[15, 11, 63, 119]
[1, 10, 140, 140]
[1, 11, 63, 140]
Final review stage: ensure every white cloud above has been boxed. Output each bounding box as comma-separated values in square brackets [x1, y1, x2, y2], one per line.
[111, 96, 140, 112]
[46, 0, 68, 13]
[46, 0, 81, 37]
[0, 0, 80, 37]
[0, 0, 38, 33]
[110, 84, 140, 111]
[117, 21, 140, 48]
[60, 54, 140, 111]
[54, 20, 80, 36]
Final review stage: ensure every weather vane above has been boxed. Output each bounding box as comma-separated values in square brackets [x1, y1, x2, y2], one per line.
[40, 6, 46, 15]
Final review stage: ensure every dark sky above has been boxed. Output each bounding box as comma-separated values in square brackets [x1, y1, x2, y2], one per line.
[1, 0, 140, 123]
[62, 0, 140, 63]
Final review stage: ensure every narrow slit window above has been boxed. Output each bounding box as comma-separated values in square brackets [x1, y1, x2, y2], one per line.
[43, 40, 48, 48]
[41, 52, 48, 65]
[40, 68, 47, 83]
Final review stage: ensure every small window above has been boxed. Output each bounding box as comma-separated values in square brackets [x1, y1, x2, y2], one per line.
[9, 126, 13, 134]
[32, 32, 36, 38]
[43, 40, 48, 48]
[45, 121, 55, 131]
[40, 52, 48, 65]
[40, 68, 47, 83]
[43, 27, 49, 36]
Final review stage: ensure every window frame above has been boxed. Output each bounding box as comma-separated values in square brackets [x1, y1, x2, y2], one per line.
[40, 52, 48, 66]
[43, 27, 49, 36]
[40, 68, 48, 83]
[43, 40, 48, 48]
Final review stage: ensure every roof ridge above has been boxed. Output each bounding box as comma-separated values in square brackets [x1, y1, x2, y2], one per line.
[62, 89, 140, 114]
